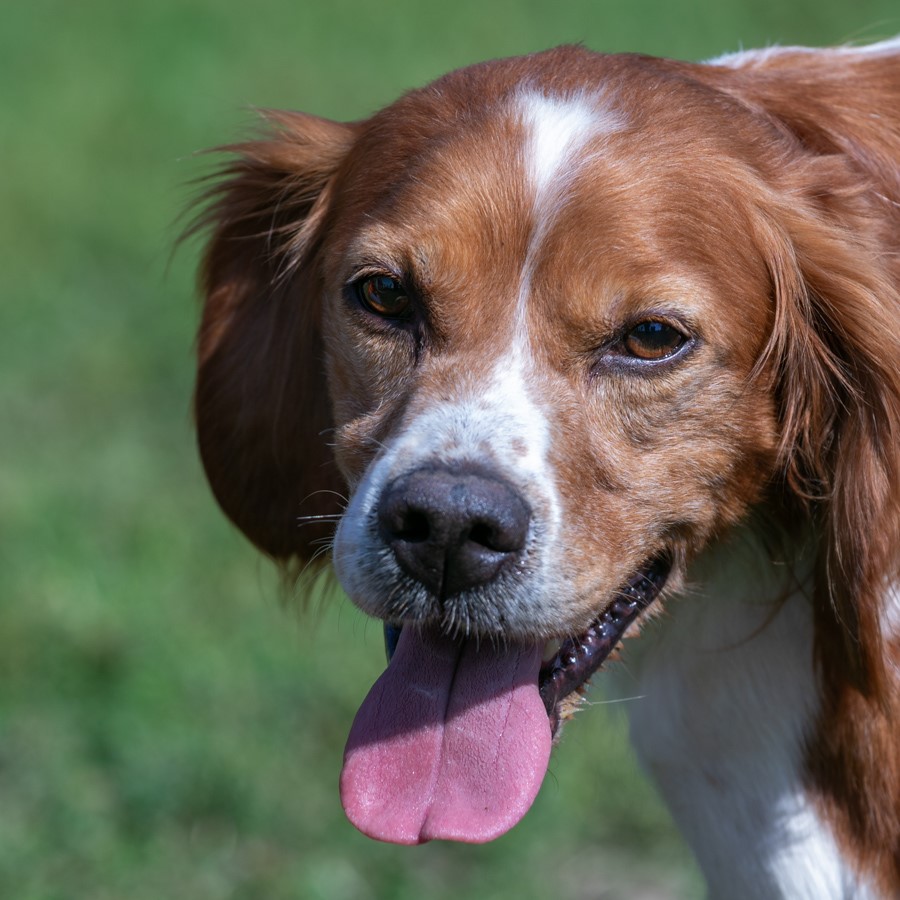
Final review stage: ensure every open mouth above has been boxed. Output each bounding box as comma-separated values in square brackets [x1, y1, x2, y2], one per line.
[342, 555, 672, 845]
[382, 553, 672, 736]
[538, 554, 671, 734]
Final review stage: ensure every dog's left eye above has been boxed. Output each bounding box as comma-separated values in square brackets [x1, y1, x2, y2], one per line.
[356, 275, 412, 319]
[623, 320, 688, 361]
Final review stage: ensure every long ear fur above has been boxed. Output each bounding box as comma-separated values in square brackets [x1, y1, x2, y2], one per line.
[190, 111, 357, 566]
[759, 158, 900, 884]
[756, 153, 900, 700]
[708, 50, 900, 699]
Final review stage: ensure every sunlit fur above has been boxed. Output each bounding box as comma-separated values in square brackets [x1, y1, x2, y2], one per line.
[193, 42, 900, 896]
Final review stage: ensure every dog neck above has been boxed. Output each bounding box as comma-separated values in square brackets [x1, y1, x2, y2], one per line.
[607, 524, 878, 899]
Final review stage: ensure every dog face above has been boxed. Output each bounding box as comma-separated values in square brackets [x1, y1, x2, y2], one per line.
[321, 68, 782, 641]
[193, 44, 900, 846]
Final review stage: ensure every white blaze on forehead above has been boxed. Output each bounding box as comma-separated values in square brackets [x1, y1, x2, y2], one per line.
[517, 90, 624, 208]
[514, 90, 624, 319]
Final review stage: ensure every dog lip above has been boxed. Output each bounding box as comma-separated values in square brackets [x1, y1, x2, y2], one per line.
[537, 555, 671, 736]
[381, 554, 671, 736]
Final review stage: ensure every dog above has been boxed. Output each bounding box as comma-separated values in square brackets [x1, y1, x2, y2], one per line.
[192, 40, 900, 898]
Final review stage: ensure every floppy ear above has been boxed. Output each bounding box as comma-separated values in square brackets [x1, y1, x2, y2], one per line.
[191, 111, 357, 566]
[757, 156, 900, 699]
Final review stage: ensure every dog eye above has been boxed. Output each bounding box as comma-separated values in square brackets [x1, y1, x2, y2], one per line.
[356, 275, 411, 319]
[623, 320, 687, 361]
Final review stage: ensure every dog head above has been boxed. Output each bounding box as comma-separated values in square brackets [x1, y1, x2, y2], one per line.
[193, 46, 900, 841]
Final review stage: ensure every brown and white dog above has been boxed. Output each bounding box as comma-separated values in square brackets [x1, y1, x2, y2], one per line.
[193, 40, 900, 898]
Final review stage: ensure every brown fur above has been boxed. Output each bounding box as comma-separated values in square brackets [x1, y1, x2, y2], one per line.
[193, 45, 900, 891]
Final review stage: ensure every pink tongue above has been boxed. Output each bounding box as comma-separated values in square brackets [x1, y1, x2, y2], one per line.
[340, 626, 551, 844]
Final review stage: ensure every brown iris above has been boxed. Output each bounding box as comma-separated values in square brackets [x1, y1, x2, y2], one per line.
[357, 275, 411, 319]
[623, 320, 687, 361]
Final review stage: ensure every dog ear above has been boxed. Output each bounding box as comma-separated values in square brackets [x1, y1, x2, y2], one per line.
[756, 155, 900, 700]
[701, 57, 900, 697]
[191, 111, 357, 568]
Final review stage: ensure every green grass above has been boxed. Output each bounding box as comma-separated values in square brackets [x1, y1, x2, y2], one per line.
[3, 2, 898, 898]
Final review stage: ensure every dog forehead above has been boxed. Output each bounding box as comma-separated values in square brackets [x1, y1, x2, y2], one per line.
[328, 81, 630, 298]
[325, 52, 772, 361]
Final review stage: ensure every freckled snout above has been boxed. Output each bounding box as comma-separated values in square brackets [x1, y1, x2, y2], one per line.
[377, 466, 531, 598]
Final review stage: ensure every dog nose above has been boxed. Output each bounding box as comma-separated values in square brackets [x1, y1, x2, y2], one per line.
[377, 466, 531, 598]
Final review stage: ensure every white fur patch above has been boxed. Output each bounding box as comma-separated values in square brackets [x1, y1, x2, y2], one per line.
[835, 35, 900, 55]
[606, 527, 876, 899]
[513, 91, 624, 321]
[709, 37, 900, 68]
[482, 348, 553, 481]
[517, 92, 618, 198]
[885, 584, 900, 684]
[884, 582, 900, 634]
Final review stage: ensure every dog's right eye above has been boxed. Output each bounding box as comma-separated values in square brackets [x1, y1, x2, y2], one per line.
[623, 320, 688, 361]
[356, 275, 412, 320]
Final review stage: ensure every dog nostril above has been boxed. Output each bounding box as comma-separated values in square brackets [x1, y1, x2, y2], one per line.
[394, 509, 430, 543]
[468, 521, 498, 550]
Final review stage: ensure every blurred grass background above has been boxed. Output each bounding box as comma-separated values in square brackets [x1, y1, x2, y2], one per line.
[2, 1, 898, 898]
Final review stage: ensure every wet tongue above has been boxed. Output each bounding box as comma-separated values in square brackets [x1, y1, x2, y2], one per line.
[340, 625, 551, 844]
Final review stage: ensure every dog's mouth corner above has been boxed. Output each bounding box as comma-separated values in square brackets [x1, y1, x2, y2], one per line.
[382, 552, 673, 736]
[538, 553, 672, 735]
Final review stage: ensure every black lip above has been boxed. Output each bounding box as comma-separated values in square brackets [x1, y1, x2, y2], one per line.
[381, 554, 671, 736]
[538, 555, 671, 735]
